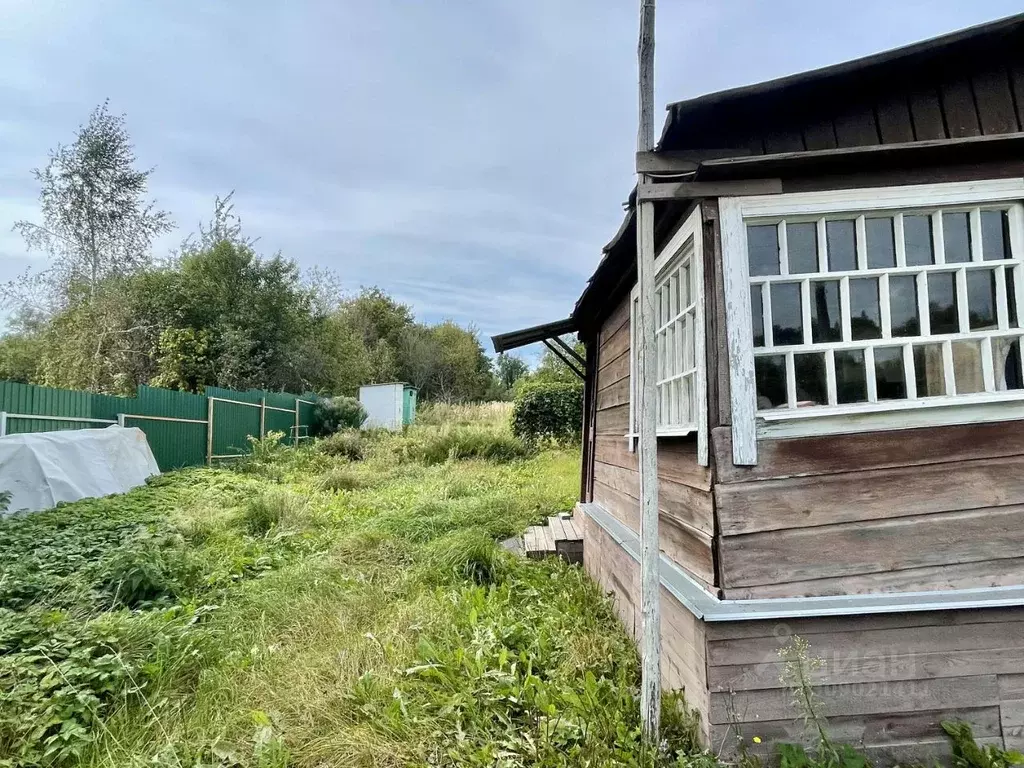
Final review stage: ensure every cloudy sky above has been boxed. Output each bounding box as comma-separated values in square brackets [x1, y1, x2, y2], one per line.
[1, 0, 1021, 356]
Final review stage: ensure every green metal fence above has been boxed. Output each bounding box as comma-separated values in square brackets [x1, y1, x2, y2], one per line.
[0, 381, 319, 472]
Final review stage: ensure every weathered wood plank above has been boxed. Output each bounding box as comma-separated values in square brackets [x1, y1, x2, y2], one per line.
[1001, 674, 1024, 700]
[724, 556, 1024, 599]
[763, 129, 805, 154]
[599, 295, 631, 347]
[709, 675, 999, 724]
[590, 481, 715, 585]
[705, 607, 1024, 642]
[715, 453, 1024, 536]
[713, 421, 1024, 484]
[594, 435, 712, 491]
[876, 93, 915, 144]
[710, 646, 1024, 692]
[833, 105, 879, 146]
[1002, 699, 1024, 728]
[547, 515, 567, 542]
[719, 504, 1024, 588]
[595, 403, 629, 435]
[802, 118, 838, 151]
[594, 460, 713, 535]
[711, 707, 1001, 754]
[908, 87, 947, 140]
[637, 179, 782, 201]
[599, 321, 630, 364]
[941, 77, 982, 138]
[973, 68, 1019, 134]
[706, 205, 731, 428]
[1011, 61, 1024, 131]
[719, 199, 757, 464]
[709, 622, 1024, 667]
[596, 376, 629, 411]
[597, 349, 629, 388]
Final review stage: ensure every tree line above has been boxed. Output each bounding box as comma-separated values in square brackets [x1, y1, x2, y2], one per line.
[0, 103, 578, 401]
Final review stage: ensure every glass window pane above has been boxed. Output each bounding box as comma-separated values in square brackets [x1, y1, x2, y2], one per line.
[683, 316, 694, 369]
[904, 215, 934, 266]
[952, 340, 984, 394]
[811, 280, 842, 343]
[928, 272, 959, 334]
[982, 210, 1012, 261]
[835, 349, 868, 404]
[866, 218, 896, 269]
[850, 277, 882, 340]
[794, 353, 827, 406]
[751, 287, 765, 347]
[943, 211, 971, 263]
[826, 219, 857, 272]
[770, 282, 803, 345]
[787, 222, 818, 274]
[747, 225, 780, 276]
[890, 275, 920, 337]
[681, 263, 692, 307]
[1010, 268, 1019, 328]
[755, 355, 787, 409]
[874, 346, 907, 400]
[914, 344, 946, 397]
[967, 269, 998, 331]
[994, 336, 1024, 391]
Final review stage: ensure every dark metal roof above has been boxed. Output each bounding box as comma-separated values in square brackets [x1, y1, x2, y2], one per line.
[491, 317, 577, 354]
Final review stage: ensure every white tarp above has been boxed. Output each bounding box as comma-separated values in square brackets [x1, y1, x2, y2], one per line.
[0, 426, 161, 516]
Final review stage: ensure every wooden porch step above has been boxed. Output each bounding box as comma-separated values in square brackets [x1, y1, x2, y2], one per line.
[523, 513, 583, 564]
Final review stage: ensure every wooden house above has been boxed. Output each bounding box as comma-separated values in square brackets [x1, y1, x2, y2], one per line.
[494, 13, 1024, 763]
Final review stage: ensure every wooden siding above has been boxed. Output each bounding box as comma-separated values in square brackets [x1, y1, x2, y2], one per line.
[712, 423, 1024, 598]
[581, 508, 710, 743]
[706, 608, 1024, 760]
[663, 43, 1024, 157]
[591, 292, 717, 588]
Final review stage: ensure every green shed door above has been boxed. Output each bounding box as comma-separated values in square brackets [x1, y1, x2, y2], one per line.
[403, 388, 416, 425]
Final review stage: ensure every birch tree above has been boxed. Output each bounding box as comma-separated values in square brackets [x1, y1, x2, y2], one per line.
[12, 100, 172, 309]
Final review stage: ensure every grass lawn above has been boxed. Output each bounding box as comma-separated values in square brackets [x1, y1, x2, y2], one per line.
[0, 406, 703, 767]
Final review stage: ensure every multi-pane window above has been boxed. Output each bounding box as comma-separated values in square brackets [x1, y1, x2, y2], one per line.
[746, 204, 1024, 413]
[627, 207, 707, 460]
[653, 250, 698, 430]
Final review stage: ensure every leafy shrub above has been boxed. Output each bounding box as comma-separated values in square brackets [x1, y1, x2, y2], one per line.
[313, 396, 366, 436]
[317, 429, 365, 460]
[94, 533, 199, 608]
[512, 381, 583, 442]
[405, 425, 532, 465]
[238, 488, 308, 535]
[943, 720, 1024, 768]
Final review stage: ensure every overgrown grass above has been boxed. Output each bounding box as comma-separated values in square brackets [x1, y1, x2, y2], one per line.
[1, 403, 697, 767]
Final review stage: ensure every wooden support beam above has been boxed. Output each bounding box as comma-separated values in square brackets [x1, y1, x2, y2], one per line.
[542, 339, 585, 379]
[635, 0, 661, 744]
[637, 179, 783, 201]
[636, 148, 752, 173]
[551, 335, 586, 368]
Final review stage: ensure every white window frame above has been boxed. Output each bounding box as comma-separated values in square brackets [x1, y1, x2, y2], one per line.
[720, 178, 1024, 465]
[627, 206, 708, 466]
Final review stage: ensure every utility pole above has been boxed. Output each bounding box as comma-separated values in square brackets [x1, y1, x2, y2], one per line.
[635, 0, 661, 744]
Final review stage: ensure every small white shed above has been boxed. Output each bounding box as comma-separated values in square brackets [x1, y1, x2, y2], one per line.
[358, 382, 417, 431]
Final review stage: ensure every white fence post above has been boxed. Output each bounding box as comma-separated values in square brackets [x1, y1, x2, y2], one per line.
[0, 412, 7, 437]
[117, 413, 126, 428]
[260, 397, 266, 438]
